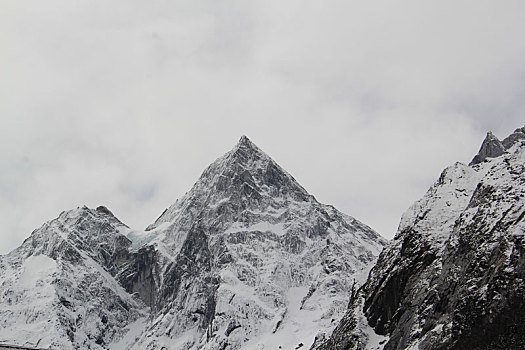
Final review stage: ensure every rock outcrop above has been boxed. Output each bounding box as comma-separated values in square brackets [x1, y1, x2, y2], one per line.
[471, 126, 525, 165]
[470, 131, 505, 165]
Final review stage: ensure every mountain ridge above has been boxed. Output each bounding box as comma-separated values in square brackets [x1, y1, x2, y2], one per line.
[0, 136, 385, 350]
[129, 135, 386, 349]
[316, 126, 525, 350]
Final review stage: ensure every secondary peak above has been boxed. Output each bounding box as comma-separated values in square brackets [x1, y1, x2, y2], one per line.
[470, 131, 505, 165]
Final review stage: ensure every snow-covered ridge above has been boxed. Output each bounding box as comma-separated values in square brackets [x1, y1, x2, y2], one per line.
[0, 206, 146, 349]
[0, 136, 386, 350]
[317, 127, 525, 350]
[128, 136, 386, 349]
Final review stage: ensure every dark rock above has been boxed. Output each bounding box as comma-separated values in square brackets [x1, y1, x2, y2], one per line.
[117, 245, 158, 308]
[317, 127, 525, 350]
[502, 126, 525, 149]
[470, 132, 505, 165]
[96, 205, 114, 217]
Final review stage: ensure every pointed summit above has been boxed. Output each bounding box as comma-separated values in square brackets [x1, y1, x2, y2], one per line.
[147, 135, 312, 231]
[470, 131, 505, 165]
[237, 134, 252, 147]
[1, 136, 386, 350]
[136, 136, 385, 349]
[230, 134, 264, 160]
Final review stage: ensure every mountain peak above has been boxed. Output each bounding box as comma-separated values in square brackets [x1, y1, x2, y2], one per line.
[2, 136, 387, 350]
[147, 135, 312, 230]
[470, 131, 505, 165]
[96, 205, 115, 217]
[470, 126, 525, 166]
[223, 135, 274, 172]
[211, 135, 308, 196]
[237, 134, 252, 146]
[232, 134, 261, 156]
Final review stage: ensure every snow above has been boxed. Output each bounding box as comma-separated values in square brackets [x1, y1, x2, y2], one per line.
[0, 206, 148, 349]
[123, 226, 163, 250]
[431, 324, 443, 333]
[127, 137, 385, 349]
[19, 254, 57, 289]
[241, 286, 331, 350]
[397, 162, 484, 249]
[111, 317, 149, 350]
[0, 254, 62, 348]
[348, 297, 389, 350]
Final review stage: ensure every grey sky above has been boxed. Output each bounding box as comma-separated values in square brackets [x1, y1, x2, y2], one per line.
[1, 1, 525, 253]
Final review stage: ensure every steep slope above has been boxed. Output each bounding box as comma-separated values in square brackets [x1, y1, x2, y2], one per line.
[0, 206, 147, 349]
[0, 136, 386, 350]
[317, 127, 525, 350]
[127, 136, 386, 349]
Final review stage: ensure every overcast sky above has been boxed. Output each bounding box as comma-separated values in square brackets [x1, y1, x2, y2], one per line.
[1, 1, 525, 254]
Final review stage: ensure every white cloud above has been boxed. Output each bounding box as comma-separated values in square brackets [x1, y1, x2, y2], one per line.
[1, 0, 525, 253]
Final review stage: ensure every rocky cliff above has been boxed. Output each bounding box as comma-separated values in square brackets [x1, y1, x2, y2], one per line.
[316, 127, 525, 350]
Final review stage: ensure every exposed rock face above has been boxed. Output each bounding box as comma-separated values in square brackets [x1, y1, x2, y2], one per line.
[0, 136, 386, 349]
[117, 244, 158, 308]
[470, 131, 505, 165]
[471, 126, 525, 165]
[502, 127, 525, 149]
[317, 130, 525, 350]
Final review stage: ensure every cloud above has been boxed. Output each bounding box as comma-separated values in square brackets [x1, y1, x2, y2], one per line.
[1, 0, 525, 253]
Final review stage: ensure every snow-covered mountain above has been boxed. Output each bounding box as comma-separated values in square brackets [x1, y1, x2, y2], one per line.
[316, 127, 525, 350]
[127, 136, 386, 349]
[0, 136, 386, 349]
[0, 206, 146, 349]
